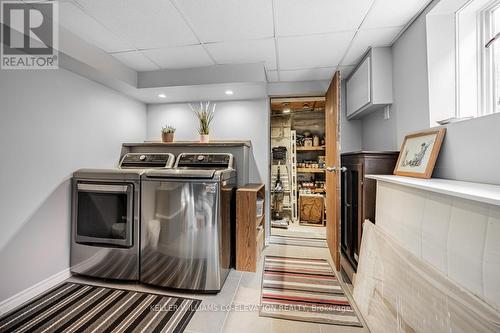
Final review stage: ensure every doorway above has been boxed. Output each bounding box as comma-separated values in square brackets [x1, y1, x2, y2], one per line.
[267, 72, 342, 271]
[269, 96, 327, 240]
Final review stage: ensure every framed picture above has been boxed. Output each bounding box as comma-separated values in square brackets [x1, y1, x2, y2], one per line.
[394, 128, 446, 179]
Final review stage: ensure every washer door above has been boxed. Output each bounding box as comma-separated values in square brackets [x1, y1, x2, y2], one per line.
[74, 182, 134, 248]
[141, 180, 221, 290]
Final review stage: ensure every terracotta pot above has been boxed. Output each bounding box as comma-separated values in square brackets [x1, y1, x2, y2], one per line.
[161, 132, 174, 143]
[199, 134, 210, 143]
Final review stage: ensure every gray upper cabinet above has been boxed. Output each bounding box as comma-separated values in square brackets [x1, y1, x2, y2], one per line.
[346, 47, 393, 120]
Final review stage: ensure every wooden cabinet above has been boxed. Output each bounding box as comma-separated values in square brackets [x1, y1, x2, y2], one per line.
[340, 151, 399, 279]
[346, 47, 393, 119]
[236, 184, 265, 272]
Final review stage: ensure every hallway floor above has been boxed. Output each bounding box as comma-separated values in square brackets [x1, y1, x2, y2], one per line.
[271, 222, 327, 239]
[69, 244, 368, 333]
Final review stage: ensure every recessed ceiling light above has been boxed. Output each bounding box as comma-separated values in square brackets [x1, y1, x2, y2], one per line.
[158, 93, 166, 98]
[225, 90, 234, 95]
[283, 108, 291, 114]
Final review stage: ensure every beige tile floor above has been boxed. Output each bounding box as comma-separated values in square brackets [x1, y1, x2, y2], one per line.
[69, 244, 369, 333]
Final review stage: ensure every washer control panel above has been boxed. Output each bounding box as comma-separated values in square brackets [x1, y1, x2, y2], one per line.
[175, 153, 233, 169]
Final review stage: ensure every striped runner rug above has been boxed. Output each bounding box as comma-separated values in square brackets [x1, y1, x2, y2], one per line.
[260, 256, 362, 327]
[0, 282, 201, 333]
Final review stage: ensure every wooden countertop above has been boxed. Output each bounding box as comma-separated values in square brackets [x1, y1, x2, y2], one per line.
[123, 140, 252, 148]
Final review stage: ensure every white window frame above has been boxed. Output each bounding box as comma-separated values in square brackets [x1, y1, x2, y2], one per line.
[478, 1, 500, 116]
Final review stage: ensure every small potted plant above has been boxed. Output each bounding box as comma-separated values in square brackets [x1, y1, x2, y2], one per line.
[191, 101, 215, 143]
[161, 125, 176, 143]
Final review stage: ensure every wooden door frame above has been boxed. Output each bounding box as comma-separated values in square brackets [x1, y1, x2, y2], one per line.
[325, 71, 341, 271]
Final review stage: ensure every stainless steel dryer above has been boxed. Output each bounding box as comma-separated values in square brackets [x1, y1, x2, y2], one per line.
[70, 153, 175, 281]
[140, 153, 236, 292]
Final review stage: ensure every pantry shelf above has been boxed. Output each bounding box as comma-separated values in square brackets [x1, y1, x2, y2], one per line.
[297, 168, 325, 173]
[296, 146, 325, 151]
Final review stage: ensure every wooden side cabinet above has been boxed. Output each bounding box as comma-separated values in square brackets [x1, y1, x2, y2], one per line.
[340, 151, 398, 279]
[236, 183, 265, 272]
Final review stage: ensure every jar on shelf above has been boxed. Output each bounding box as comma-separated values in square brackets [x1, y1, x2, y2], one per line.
[318, 156, 326, 168]
[313, 135, 320, 147]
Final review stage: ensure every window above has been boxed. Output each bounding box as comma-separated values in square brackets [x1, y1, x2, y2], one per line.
[480, 2, 500, 115]
[452, 0, 500, 121]
[426, 0, 500, 125]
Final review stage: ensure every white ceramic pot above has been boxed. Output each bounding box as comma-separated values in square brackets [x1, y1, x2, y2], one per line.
[200, 134, 210, 143]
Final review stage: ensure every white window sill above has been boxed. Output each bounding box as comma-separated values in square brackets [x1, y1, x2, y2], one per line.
[366, 174, 500, 206]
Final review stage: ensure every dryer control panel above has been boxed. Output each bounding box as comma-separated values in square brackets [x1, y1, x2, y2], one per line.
[119, 153, 175, 169]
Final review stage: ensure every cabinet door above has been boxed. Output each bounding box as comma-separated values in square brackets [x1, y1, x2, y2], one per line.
[341, 163, 362, 269]
[346, 55, 371, 118]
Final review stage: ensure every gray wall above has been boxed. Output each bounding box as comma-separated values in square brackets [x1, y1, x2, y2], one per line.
[359, 1, 433, 152]
[0, 69, 146, 303]
[340, 81, 362, 153]
[433, 112, 500, 184]
[361, 108, 397, 151]
[147, 99, 270, 185]
[358, 0, 500, 185]
[147, 94, 362, 180]
[147, 99, 272, 237]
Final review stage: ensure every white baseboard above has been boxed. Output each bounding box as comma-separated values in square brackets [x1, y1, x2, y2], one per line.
[0, 268, 71, 315]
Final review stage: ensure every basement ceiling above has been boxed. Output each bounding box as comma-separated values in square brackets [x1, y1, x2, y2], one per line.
[53, 0, 430, 82]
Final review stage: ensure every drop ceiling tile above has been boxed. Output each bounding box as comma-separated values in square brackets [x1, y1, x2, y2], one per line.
[362, 0, 429, 29]
[141, 45, 214, 69]
[74, 0, 198, 49]
[267, 70, 279, 82]
[59, 2, 134, 52]
[278, 31, 355, 70]
[172, 0, 274, 42]
[279, 67, 336, 82]
[111, 51, 159, 72]
[341, 26, 401, 65]
[275, 0, 373, 36]
[205, 39, 276, 70]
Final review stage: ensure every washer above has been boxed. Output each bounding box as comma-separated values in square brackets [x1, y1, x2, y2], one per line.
[70, 153, 175, 281]
[140, 153, 237, 292]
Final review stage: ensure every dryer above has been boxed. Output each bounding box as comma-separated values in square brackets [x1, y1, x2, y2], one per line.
[70, 153, 175, 281]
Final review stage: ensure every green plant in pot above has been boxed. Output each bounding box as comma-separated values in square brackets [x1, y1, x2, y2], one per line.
[161, 125, 176, 143]
[190, 101, 215, 143]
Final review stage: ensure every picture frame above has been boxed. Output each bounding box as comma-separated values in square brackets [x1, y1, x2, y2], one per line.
[394, 128, 446, 179]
